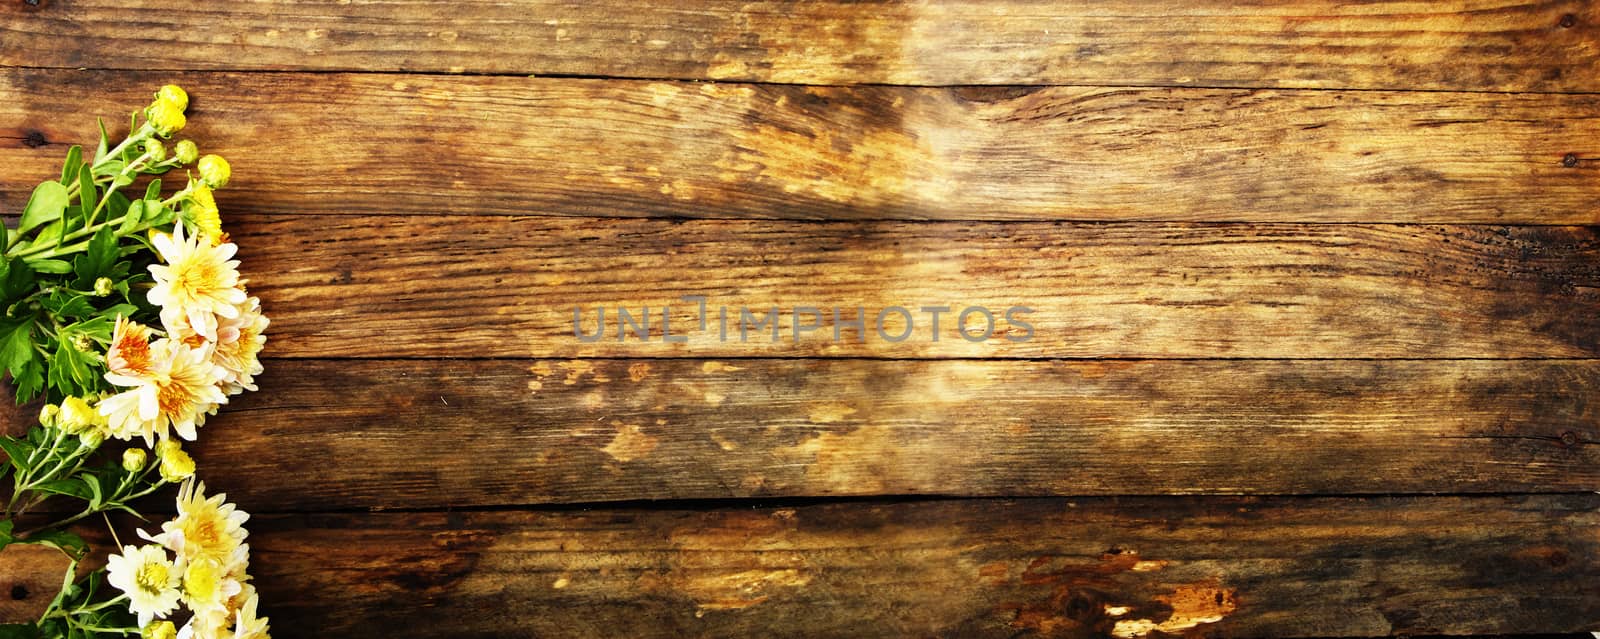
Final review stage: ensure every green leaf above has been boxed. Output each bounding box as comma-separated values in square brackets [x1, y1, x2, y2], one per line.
[11, 357, 42, 402]
[30, 218, 63, 250]
[76, 162, 96, 228]
[71, 227, 119, 285]
[94, 118, 109, 161]
[32, 478, 90, 501]
[94, 304, 138, 321]
[0, 623, 40, 639]
[0, 317, 38, 379]
[144, 178, 162, 201]
[42, 291, 95, 319]
[0, 257, 36, 301]
[47, 338, 96, 398]
[17, 182, 69, 236]
[0, 437, 33, 474]
[119, 199, 146, 235]
[17, 528, 88, 560]
[24, 259, 72, 275]
[58, 145, 82, 186]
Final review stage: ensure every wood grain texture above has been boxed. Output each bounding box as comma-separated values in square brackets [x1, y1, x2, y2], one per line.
[187, 358, 1600, 510]
[225, 215, 1600, 359]
[3, 70, 1598, 223]
[210, 496, 1600, 636]
[3, 1, 1599, 92]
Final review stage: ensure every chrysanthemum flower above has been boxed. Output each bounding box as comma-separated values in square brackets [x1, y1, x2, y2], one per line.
[145, 620, 178, 639]
[152, 479, 250, 566]
[107, 317, 157, 380]
[156, 439, 197, 482]
[230, 592, 270, 639]
[212, 297, 269, 394]
[107, 544, 182, 628]
[185, 184, 224, 243]
[181, 556, 244, 616]
[100, 338, 227, 444]
[149, 223, 246, 342]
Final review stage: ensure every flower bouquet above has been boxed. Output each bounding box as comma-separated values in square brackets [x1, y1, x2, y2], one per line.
[1, 87, 270, 639]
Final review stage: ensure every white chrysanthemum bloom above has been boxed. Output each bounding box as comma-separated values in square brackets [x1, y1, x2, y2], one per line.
[179, 549, 252, 639]
[152, 479, 250, 566]
[181, 556, 244, 617]
[100, 338, 227, 444]
[228, 591, 270, 639]
[207, 297, 268, 395]
[177, 615, 225, 639]
[149, 223, 246, 342]
[106, 544, 181, 628]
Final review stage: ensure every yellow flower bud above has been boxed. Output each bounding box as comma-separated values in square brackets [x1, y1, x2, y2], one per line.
[155, 85, 188, 111]
[122, 448, 148, 472]
[141, 138, 166, 162]
[58, 396, 97, 433]
[93, 277, 114, 297]
[37, 403, 59, 427]
[198, 154, 231, 189]
[156, 439, 195, 482]
[146, 99, 186, 137]
[173, 140, 199, 165]
[186, 183, 223, 241]
[77, 427, 105, 449]
[142, 620, 177, 639]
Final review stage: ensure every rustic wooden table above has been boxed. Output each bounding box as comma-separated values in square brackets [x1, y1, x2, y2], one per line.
[2, 1, 1598, 637]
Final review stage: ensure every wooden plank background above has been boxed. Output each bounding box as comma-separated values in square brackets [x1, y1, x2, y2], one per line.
[1, 1, 1597, 637]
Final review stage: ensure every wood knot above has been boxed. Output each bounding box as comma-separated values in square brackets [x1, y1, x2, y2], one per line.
[1561, 153, 1579, 168]
[20, 130, 48, 149]
[1559, 13, 1577, 28]
[9, 585, 27, 600]
[1558, 431, 1580, 447]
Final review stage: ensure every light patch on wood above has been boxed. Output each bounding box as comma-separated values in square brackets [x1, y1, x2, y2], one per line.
[559, 360, 609, 385]
[780, 427, 915, 494]
[701, 361, 744, 373]
[710, 431, 740, 451]
[705, 53, 749, 80]
[704, 391, 727, 405]
[601, 422, 659, 462]
[719, 119, 950, 206]
[551, 577, 570, 589]
[627, 362, 651, 382]
[1111, 580, 1238, 638]
[1104, 604, 1132, 616]
[1131, 560, 1168, 571]
[687, 568, 813, 614]
[807, 402, 858, 424]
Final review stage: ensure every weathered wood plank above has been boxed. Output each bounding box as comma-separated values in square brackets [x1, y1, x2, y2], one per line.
[3, 70, 1598, 223]
[8, 496, 1597, 635]
[188, 358, 1600, 510]
[3, 1, 1598, 92]
[225, 215, 1600, 359]
[19, 496, 1578, 637]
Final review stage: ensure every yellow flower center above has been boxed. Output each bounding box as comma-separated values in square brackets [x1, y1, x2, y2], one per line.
[184, 560, 222, 604]
[157, 377, 198, 418]
[185, 516, 225, 556]
[135, 561, 170, 595]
